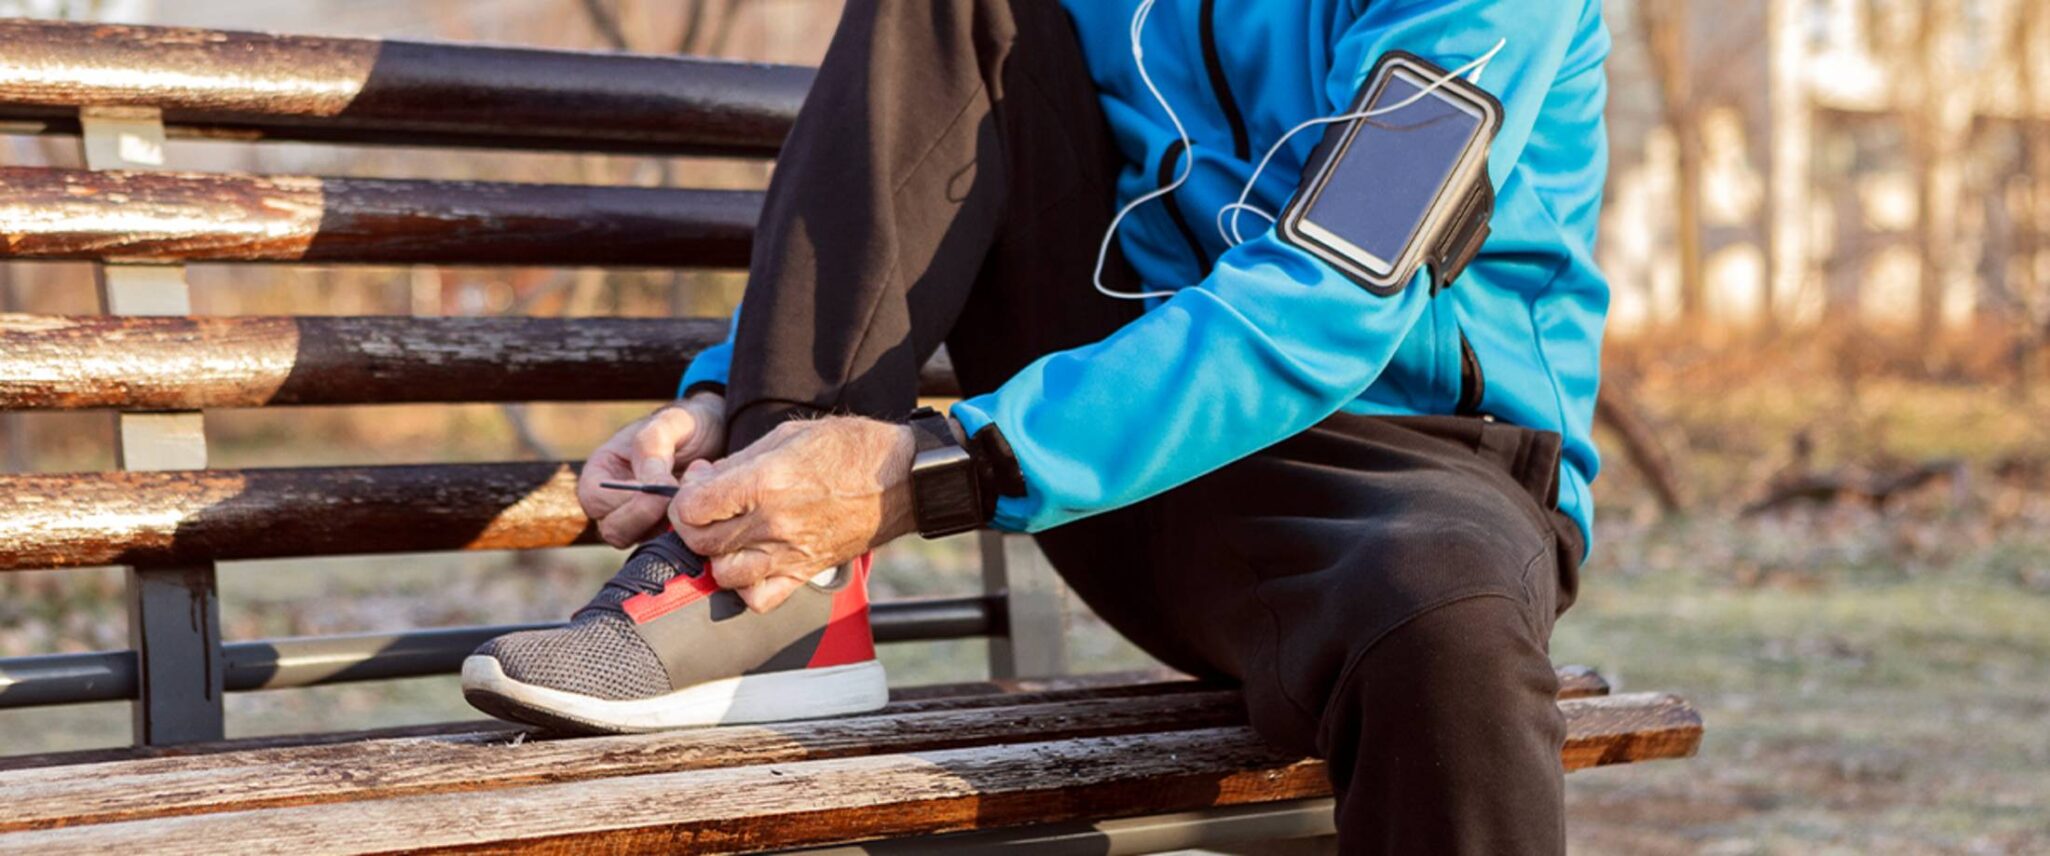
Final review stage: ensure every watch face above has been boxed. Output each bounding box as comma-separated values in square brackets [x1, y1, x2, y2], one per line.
[912, 444, 982, 538]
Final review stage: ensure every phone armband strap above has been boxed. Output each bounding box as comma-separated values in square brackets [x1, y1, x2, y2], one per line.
[1427, 165, 1494, 294]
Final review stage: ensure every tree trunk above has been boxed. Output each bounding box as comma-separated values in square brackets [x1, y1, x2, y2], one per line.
[1636, 0, 1706, 329]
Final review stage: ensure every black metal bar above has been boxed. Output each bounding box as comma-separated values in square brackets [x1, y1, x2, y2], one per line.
[0, 595, 1001, 709]
[0, 19, 811, 156]
[0, 650, 136, 707]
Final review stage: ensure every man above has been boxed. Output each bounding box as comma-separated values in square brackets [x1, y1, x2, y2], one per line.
[463, 1, 1609, 851]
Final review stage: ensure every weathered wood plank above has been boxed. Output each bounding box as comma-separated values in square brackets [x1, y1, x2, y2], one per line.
[0, 691, 1695, 843]
[0, 462, 595, 571]
[0, 314, 963, 411]
[1558, 692, 1704, 772]
[0, 19, 809, 156]
[0, 692, 1245, 833]
[0, 680, 1212, 773]
[0, 167, 759, 266]
[0, 728, 1328, 854]
[1555, 663, 1612, 699]
[0, 666, 1612, 772]
[0, 694, 1698, 853]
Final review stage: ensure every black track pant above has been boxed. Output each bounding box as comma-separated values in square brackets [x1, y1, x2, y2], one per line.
[719, 2, 1584, 852]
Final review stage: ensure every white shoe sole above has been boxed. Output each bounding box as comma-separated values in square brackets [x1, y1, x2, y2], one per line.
[461, 655, 888, 733]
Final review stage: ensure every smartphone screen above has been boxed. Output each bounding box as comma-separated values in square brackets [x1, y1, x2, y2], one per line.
[1299, 70, 1486, 272]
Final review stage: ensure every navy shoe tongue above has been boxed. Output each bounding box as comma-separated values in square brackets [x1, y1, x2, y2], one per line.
[578, 532, 708, 618]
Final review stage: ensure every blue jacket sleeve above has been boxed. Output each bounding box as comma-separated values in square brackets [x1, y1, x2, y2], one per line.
[676, 309, 741, 398]
[950, 0, 1582, 533]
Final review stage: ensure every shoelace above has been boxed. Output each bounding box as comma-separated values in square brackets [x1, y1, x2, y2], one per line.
[576, 534, 707, 619]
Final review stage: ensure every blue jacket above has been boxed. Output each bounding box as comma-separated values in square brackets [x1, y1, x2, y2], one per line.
[684, 0, 1612, 545]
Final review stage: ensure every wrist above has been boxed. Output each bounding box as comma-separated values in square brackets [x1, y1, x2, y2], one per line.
[902, 408, 990, 538]
[878, 423, 919, 542]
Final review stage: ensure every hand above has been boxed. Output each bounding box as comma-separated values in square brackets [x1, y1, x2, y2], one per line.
[577, 392, 727, 548]
[670, 416, 918, 612]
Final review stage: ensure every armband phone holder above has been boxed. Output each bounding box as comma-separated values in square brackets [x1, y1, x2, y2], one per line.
[1278, 51, 1503, 296]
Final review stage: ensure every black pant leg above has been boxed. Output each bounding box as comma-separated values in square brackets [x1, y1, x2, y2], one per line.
[723, 0, 1135, 450]
[1049, 415, 1578, 855]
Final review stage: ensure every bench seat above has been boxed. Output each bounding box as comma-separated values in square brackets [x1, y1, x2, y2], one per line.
[0, 671, 1699, 854]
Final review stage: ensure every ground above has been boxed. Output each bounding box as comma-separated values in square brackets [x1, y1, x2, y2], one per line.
[2, 352, 2047, 854]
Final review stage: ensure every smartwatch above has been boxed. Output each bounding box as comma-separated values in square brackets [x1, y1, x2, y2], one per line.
[906, 407, 985, 538]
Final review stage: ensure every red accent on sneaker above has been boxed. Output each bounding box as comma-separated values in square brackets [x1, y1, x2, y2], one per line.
[808, 552, 877, 668]
[621, 566, 721, 625]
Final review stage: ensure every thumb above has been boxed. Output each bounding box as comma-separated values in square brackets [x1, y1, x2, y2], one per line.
[633, 454, 674, 486]
[737, 575, 807, 614]
[629, 408, 698, 484]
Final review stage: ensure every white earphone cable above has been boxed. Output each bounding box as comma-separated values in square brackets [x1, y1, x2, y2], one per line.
[1092, 2, 1505, 301]
[1092, 0, 1195, 300]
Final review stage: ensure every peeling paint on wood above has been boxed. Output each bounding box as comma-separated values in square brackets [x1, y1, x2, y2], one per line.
[0, 168, 760, 266]
[0, 19, 811, 156]
[0, 462, 595, 571]
[0, 315, 962, 410]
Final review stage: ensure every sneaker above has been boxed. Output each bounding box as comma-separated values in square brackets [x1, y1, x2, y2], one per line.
[461, 531, 887, 733]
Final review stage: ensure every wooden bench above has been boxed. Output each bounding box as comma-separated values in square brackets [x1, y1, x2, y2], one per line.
[0, 19, 1701, 853]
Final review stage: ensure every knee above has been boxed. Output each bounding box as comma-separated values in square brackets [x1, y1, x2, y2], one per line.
[1318, 595, 1562, 756]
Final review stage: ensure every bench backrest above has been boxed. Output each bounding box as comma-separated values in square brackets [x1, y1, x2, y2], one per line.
[0, 18, 1061, 749]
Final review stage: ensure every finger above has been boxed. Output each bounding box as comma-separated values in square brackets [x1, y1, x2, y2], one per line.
[673, 511, 761, 558]
[597, 496, 670, 548]
[576, 469, 629, 522]
[737, 574, 808, 614]
[674, 461, 762, 527]
[629, 408, 700, 484]
[672, 400, 726, 462]
[708, 549, 773, 591]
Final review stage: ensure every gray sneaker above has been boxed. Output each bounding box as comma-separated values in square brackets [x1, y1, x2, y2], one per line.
[461, 532, 886, 733]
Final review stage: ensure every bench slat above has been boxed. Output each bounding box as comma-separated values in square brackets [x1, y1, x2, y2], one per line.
[0, 314, 961, 411]
[0, 666, 1610, 772]
[0, 462, 592, 571]
[0, 679, 1227, 774]
[0, 167, 759, 267]
[0, 19, 808, 156]
[0, 693, 1699, 853]
[0, 691, 1245, 833]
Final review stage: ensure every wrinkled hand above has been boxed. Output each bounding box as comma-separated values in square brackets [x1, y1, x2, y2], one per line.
[670, 416, 917, 613]
[577, 393, 727, 547]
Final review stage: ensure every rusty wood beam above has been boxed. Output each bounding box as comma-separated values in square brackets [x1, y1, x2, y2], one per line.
[0, 462, 595, 571]
[0, 315, 962, 410]
[0, 693, 1698, 850]
[0, 167, 759, 267]
[0, 19, 810, 156]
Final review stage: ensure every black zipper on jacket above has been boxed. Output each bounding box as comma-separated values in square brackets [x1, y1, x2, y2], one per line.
[1199, 0, 1251, 160]
[1156, 139, 1211, 269]
[1457, 331, 1487, 416]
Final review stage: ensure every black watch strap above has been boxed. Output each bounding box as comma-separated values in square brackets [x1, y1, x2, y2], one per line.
[907, 407, 985, 538]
